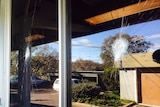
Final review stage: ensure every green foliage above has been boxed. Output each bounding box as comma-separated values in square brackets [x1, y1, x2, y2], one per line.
[72, 82, 101, 101]
[10, 51, 18, 76]
[120, 99, 134, 104]
[92, 99, 107, 106]
[31, 45, 59, 79]
[101, 92, 120, 100]
[10, 45, 59, 79]
[96, 92, 122, 106]
[77, 98, 85, 103]
[84, 97, 92, 104]
[72, 82, 124, 106]
[100, 66, 119, 92]
[107, 99, 122, 107]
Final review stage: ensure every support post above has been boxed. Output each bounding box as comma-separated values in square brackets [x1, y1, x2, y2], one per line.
[0, 0, 11, 107]
[18, 17, 31, 107]
[58, 0, 72, 107]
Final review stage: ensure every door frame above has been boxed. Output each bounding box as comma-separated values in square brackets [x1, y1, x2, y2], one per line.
[0, 0, 11, 107]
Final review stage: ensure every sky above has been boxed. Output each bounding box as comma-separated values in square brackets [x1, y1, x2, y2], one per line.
[41, 19, 160, 63]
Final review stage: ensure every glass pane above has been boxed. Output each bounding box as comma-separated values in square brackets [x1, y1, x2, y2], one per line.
[10, 0, 160, 107]
[11, 0, 59, 107]
[71, 2, 160, 107]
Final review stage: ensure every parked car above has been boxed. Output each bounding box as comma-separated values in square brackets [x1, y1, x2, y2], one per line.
[53, 78, 81, 91]
[10, 75, 49, 88]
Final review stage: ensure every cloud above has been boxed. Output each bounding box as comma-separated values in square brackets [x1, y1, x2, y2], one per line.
[79, 39, 91, 45]
[144, 34, 160, 52]
[148, 43, 160, 52]
[72, 38, 98, 47]
[153, 44, 160, 48]
[145, 34, 160, 40]
[72, 41, 79, 45]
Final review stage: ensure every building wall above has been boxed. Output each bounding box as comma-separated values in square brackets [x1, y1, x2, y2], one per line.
[119, 69, 137, 102]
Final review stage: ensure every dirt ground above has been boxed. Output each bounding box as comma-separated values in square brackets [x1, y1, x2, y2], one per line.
[10, 88, 59, 107]
[10, 88, 83, 107]
[31, 88, 59, 106]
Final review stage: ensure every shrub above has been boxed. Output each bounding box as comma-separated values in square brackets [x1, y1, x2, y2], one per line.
[77, 98, 85, 103]
[102, 92, 120, 100]
[84, 97, 91, 104]
[100, 66, 120, 92]
[72, 83, 124, 107]
[108, 99, 122, 107]
[72, 82, 101, 102]
[95, 99, 107, 105]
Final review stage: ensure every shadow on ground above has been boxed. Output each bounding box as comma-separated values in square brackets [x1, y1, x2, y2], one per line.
[10, 83, 58, 107]
[11, 103, 56, 107]
[10, 92, 57, 107]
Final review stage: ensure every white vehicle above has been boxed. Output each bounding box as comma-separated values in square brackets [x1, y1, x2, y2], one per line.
[53, 78, 81, 91]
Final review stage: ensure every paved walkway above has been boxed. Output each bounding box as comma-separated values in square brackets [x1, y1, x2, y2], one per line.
[132, 104, 159, 107]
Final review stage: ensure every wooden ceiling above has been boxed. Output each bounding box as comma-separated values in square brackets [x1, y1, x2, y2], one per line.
[11, 0, 160, 50]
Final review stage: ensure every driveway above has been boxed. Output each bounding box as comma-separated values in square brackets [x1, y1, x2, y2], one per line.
[10, 88, 59, 107]
[31, 88, 59, 106]
[11, 88, 82, 107]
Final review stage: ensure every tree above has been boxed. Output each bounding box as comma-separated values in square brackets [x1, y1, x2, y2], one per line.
[100, 33, 153, 68]
[10, 44, 58, 79]
[128, 36, 153, 53]
[100, 33, 130, 68]
[31, 45, 59, 78]
[72, 59, 103, 71]
[10, 51, 18, 76]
